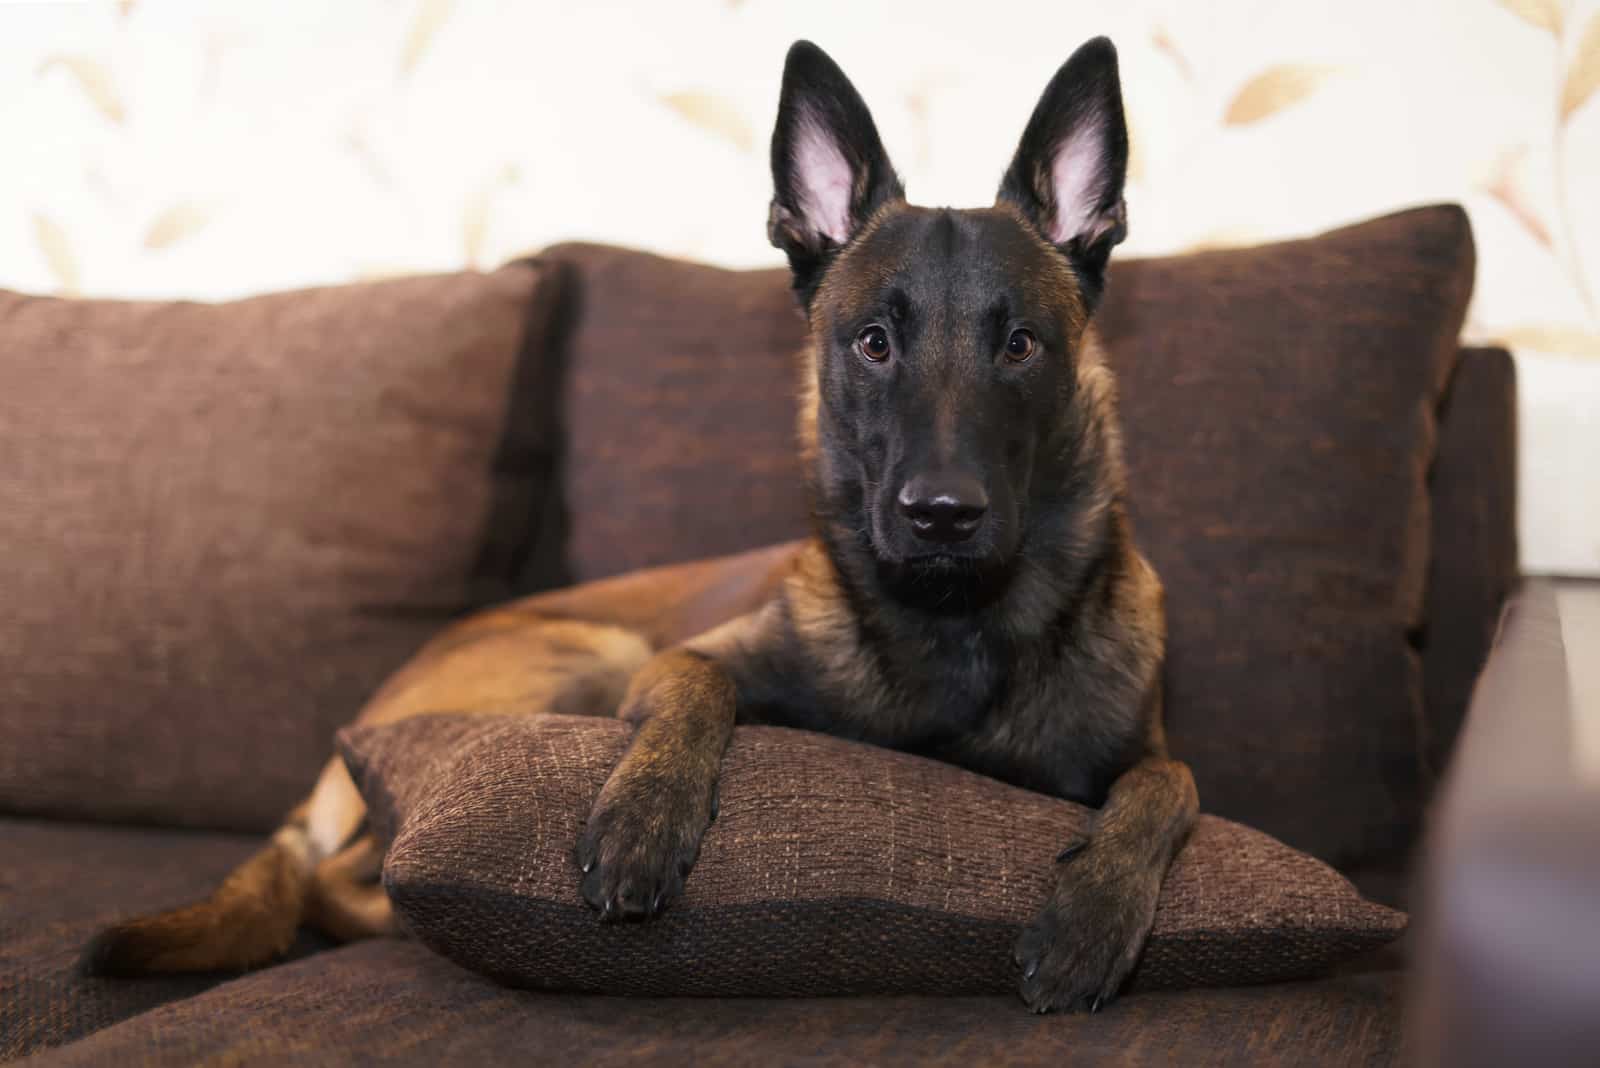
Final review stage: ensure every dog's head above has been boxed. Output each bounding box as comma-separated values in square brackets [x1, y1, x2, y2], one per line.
[770, 38, 1129, 610]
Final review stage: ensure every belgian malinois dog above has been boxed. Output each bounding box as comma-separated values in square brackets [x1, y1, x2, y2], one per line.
[87, 37, 1196, 1014]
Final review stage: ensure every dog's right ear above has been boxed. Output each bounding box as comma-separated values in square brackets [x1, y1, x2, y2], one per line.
[769, 41, 904, 304]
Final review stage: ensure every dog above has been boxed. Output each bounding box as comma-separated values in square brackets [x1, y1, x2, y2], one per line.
[85, 36, 1197, 1014]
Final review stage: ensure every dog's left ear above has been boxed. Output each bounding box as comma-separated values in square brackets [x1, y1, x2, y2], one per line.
[769, 41, 904, 304]
[996, 37, 1129, 306]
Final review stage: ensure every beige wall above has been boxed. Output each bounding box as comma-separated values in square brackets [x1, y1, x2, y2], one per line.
[4, 0, 1598, 571]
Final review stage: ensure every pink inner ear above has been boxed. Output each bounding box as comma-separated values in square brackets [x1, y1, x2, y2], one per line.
[1048, 118, 1106, 245]
[794, 113, 854, 243]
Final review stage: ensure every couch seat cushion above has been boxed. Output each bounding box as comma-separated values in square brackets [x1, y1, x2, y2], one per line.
[26, 939, 1404, 1066]
[0, 818, 328, 1061]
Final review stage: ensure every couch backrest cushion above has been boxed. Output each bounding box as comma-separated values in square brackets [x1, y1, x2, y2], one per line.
[1422, 347, 1519, 779]
[0, 263, 566, 831]
[541, 205, 1479, 872]
[541, 247, 807, 582]
[1091, 208, 1473, 873]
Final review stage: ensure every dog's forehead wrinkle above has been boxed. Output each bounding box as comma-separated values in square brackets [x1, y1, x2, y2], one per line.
[828, 204, 1081, 352]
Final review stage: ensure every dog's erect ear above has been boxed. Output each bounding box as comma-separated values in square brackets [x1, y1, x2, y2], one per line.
[996, 37, 1129, 306]
[769, 41, 904, 302]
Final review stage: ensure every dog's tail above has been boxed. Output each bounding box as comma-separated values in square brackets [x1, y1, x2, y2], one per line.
[80, 755, 379, 976]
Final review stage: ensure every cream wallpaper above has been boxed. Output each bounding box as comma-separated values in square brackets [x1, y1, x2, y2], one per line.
[3, 0, 1598, 572]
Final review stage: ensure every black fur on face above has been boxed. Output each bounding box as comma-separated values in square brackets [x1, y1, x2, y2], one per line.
[769, 39, 1130, 615]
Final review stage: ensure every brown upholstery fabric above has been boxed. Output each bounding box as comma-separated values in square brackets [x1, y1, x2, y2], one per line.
[0, 818, 328, 1061]
[543, 206, 1475, 871]
[1421, 347, 1519, 778]
[338, 714, 1404, 998]
[1345, 347, 1520, 908]
[1095, 207, 1472, 871]
[0, 264, 566, 832]
[29, 939, 1405, 1066]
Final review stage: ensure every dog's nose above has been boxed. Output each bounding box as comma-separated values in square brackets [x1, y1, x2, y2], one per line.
[897, 474, 988, 543]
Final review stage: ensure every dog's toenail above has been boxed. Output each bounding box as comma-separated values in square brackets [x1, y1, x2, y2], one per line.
[1056, 839, 1088, 862]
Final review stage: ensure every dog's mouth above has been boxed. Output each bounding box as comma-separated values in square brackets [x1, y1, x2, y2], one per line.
[899, 550, 988, 570]
[872, 550, 1012, 614]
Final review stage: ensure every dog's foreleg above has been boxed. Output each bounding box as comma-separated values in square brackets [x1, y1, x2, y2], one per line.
[1015, 754, 1198, 1013]
[575, 647, 737, 919]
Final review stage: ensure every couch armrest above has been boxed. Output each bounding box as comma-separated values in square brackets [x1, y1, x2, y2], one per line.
[1410, 580, 1600, 1065]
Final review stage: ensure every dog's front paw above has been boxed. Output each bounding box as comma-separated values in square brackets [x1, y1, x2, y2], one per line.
[1013, 840, 1162, 1014]
[576, 771, 717, 921]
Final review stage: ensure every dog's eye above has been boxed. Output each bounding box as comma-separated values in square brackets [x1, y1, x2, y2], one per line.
[1005, 328, 1037, 362]
[856, 325, 891, 362]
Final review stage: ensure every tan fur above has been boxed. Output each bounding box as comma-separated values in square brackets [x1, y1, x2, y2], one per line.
[781, 543, 884, 707]
[83, 822, 315, 975]
[307, 834, 394, 942]
[83, 544, 803, 976]
[574, 646, 739, 918]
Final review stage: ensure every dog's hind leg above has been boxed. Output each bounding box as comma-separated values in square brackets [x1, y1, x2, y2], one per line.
[308, 833, 394, 942]
[79, 753, 367, 978]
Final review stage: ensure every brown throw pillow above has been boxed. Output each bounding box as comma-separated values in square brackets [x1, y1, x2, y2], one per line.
[0, 263, 567, 832]
[541, 206, 1476, 871]
[339, 713, 1406, 997]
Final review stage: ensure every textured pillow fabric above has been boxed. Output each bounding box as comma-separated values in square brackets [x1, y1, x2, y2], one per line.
[0, 263, 566, 832]
[542, 206, 1476, 870]
[339, 713, 1406, 997]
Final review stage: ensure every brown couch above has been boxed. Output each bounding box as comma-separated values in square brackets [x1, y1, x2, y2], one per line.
[2, 209, 1575, 1065]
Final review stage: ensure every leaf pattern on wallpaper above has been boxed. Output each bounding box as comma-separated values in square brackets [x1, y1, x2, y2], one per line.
[1495, 326, 1600, 358]
[1497, 0, 1562, 34]
[400, 0, 455, 77]
[343, 123, 393, 188]
[1180, 226, 1267, 254]
[1151, 26, 1195, 82]
[660, 92, 753, 152]
[1562, 13, 1600, 119]
[37, 55, 125, 124]
[1124, 107, 1148, 183]
[143, 203, 213, 250]
[31, 213, 79, 294]
[84, 161, 124, 209]
[1484, 145, 1553, 248]
[1223, 65, 1339, 125]
[903, 71, 960, 170]
[462, 163, 521, 267]
[353, 264, 417, 282]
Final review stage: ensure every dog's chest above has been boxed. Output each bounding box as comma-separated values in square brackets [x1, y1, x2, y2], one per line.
[863, 632, 1125, 804]
[836, 625, 1023, 754]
